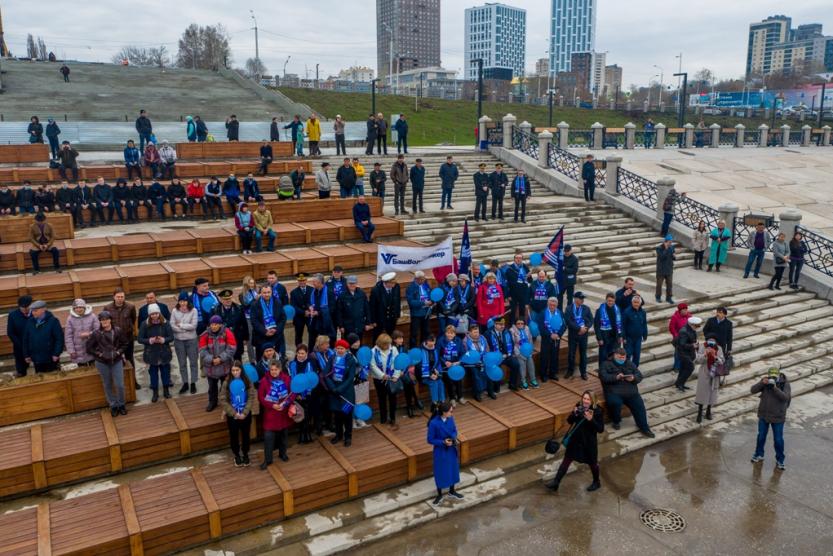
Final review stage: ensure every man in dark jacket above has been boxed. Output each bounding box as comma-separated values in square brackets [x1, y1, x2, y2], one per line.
[104, 288, 138, 381]
[0, 186, 15, 215]
[473, 163, 490, 221]
[249, 285, 286, 360]
[504, 252, 531, 322]
[529, 269, 557, 322]
[17, 182, 35, 214]
[148, 181, 168, 220]
[703, 306, 733, 356]
[622, 295, 648, 366]
[225, 115, 240, 141]
[558, 244, 579, 309]
[7, 295, 33, 376]
[93, 177, 115, 224]
[73, 180, 95, 227]
[283, 115, 303, 152]
[370, 272, 401, 341]
[615, 277, 641, 311]
[600, 349, 654, 437]
[439, 155, 459, 210]
[56, 181, 78, 227]
[167, 178, 188, 219]
[336, 158, 357, 199]
[565, 292, 594, 379]
[46, 119, 61, 159]
[674, 316, 701, 391]
[212, 289, 248, 361]
[258, 141, 273, 176]
[376, 113, 388, 154]
[456, 274, 477, 320]
[594, 292, 623, 365]
[489, 163, 508, 220]
[112, 178, 129, 223]
[751, 368, 791, 469]
[390, 155, 409, 216]
[135, 109, 153, 151]
[537, 297, 567, 382]
[123, 140, 142, 180]
[308, 273, 337, 346]
[270, 117, 280, 142]
[353, 195, 375, 243]
[289, 273, 312, 346]
[394, 114, 408, 154]
[289, 165, 305, 200]
[510, 169, 532, 223]
[131, 178, 151, 221]
[336, 275, 371, 339]
[409, 158, 426, 213]
[195, 116, 208, 142]
[365, 114, 378, 155]
[57, 141, 79, 181]
[23, 300, 64, 373]
[581, 154, 596, 201]
[406, 271, 434, 348]
[655, 235, 676, 304]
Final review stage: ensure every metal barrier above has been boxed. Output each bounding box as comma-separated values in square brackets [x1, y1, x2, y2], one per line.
[673, 194, 721, 230]
[486, 126, 504, 145]
[616, 167, 658, 210]
[603, 130, 625, 149]
[666, 130, 684, 148]
[693, 128, 711, 147]
[718, 130, 736, 146]
[512, 128, 538, 159]
[635, 130, 656, 148]
[743, 130, 760, 146]
[546, 142, 580, 181]
[797, 225, 833, 278]
[567, 130, 593, 148]
[788, 131, 803, 146]
[732, 217, 780, 248]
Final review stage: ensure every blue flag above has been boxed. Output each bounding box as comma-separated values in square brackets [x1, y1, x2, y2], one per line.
[544, 225, 565, 288]
[458, 219, 472, 276]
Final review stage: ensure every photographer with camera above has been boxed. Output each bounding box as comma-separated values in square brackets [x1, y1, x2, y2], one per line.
[546, 390, 604, 493]
[750, 367, 791, 470]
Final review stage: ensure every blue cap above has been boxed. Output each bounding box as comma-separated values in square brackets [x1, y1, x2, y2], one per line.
[665, 234, 673, 241]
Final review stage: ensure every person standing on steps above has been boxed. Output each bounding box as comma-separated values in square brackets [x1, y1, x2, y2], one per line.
[504, 252, 531, 323]
[391, 154, 409, 216]
[410, 158, 426, 214]
[259, 360, 296, 467]
[599, 349, 655, 437]
[511, 168, 531, 223]
[337, 159, 357, 198]
[489, 163, 508, 220]
[135, 109, 152, 152]
[225, 115, 240, 142]
[473, 163, 490, 221]
[668, 302, 689, 373]
[623, 295, 648, 366]
[324, 339, 357, 447]
[707, 220, 731, 272]
[581, 154, 596, 202]
[195, 116, 208, 142]
[439, 155, 459, 210]
[86, 310, 129, 416]
[565, 292, 593, 380]
[394, 113, 409, 154]
[270, 117, 280, 142]
[559, 245, 579, 309]
[428, 401, 463, 505]
[284, 115, 303, 154]
[7, 296, 33, 377]
[45, 118, 61, 159]
[171, 292, 199, 395]
[703, 306, 733, 359]
[694, 336, 724, 423]
[105, 288, 138, 386]
[406, 271, 434, 348]
[692, 220, 708, 270]
[333, 115, 347, 156]
[537, 296, 566, 382]
[365, 114, 378, 156]
[788, 231, 808, 290]
[594, 292, 623, 365]
[655, 235, 676, 304]
[199, 315, 237, 412]
[674, 316, 701, 392]
[744, 222, 771, 279]
[660, 186, 685, 237]
[546, 390, 605, 493]
[769, 232, 789, 290]
[750, 367, 791, 470]
[220, 362, 256, 467]
[137, 303, 174, 403]
[22, 300, 63, 373]
[370, 272, 401, 341]
[370, 333, 401, 427]
[306, 113, 322, 156]
[370, 162, 386, 199]
[376, 113, 388, 154]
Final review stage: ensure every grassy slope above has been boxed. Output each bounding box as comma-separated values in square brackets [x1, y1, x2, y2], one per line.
[278, 88, 771, 146]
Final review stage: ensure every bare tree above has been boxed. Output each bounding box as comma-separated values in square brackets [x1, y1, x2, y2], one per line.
[176, 24, 231, 70]
[244, 57, 267, 78]
[148, 46, 169, 68]
[693, 68, 715, 86]
[112, 45, 170, 68]
[26, 34, 37, 59]
[37, 37, 48, 61]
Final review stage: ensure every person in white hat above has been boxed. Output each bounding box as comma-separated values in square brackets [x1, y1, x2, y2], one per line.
[406, 270, 433, 347]
[674, 316, 702, 392]
[370, 272, 400, 341]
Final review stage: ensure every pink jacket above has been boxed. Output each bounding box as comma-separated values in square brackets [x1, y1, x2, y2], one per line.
[668, 311, 688, 338]
[64, 309, 100, 363]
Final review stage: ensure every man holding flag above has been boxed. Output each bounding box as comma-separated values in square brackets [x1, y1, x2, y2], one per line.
[543, 226, 567, 305]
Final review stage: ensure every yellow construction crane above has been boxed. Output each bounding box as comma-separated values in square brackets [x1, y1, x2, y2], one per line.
[0, 5, 10, 57]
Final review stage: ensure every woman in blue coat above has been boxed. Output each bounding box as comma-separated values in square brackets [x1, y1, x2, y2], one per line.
[427, 401, 463, 505]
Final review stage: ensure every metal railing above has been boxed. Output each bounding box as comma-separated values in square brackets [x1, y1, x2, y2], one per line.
[797, 225, 833, 278]
[665, 130, 684, 148]
[743, 130, 760, 146]
[718, 130, 736, 146]
[732, 217, 781, 248]
[693, 128, 711, 147]
[616, 167, 658, 210]
[512, 127, 538, 159]
[635, 131, 656, 148]
[603, 130, 625, 149]
[486, 126, 504, 145]
[787, 131, 803, 146]
[673, 194, 721, 230]
[546, 142, 580, 181]
[567, 130, 593, 148]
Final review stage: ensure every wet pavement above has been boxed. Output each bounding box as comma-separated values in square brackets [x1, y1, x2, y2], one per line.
[362, 386, 833, 556]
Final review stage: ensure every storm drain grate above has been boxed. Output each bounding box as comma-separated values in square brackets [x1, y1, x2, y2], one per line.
[640, 508, 686, 532]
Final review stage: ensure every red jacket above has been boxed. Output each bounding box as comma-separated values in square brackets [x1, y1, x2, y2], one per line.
[187, 181, 205, 198]
[668, 311, 688, 338]
[258, 372, 296, 431]
[476, 282, 505, 325]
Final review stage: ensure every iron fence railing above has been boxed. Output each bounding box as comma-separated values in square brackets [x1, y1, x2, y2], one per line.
[718, 130, 736, 146]
[603, 131, 624, 149]
[635, 130, 656, 148]
[665, 130, 684, 148]
[616, 167, 658, 210]
[693, 128, 711, 147]
[732, 217, 780, 248]
[546, 142, 580, 181]
[797, 225, 833, 278]
[743, 130, 760, 146]
[486, 126, 504, 145]
[567, 130, 593, 148]
[512, 127, 538, 159]
[673, 194, 721, 230]
[787, 131, 803, 146]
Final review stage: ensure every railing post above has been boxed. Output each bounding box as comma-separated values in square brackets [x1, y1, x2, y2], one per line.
[655, 177, 675, 223]
[734, 124, 745, 147]
[683, 123, 694, 148]
[643, 100, 649, 113]
[502, 114, 516, 149]
[557, 121, 570, 150]
[758, 124, 769, 147]
[591, 122, 604, 150]
[558, 95, 564, 107]
[778, 208, 802, 240]
[478, 115, 491, 150]
[822, 125, 831, 147]
[709, 123, 721, 148]
[801, 124, 812, 147]
[780, 124, 790, 147]
[626, 99, 633, 112]
[654, 123, 666, 149]
[519, 120, 532, 137]
[537, 130, 552, 168]
[604, 156, 622, 195]
[608, 98, 615, 110]
[718, 203, 739, 250]
[624, 122, 636, 149]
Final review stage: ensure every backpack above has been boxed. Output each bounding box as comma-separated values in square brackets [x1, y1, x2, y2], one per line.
[206, 134, 216, 142]
[278, 176, 294, 198]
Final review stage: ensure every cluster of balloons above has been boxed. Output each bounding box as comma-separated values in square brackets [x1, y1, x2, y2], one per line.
[290, 371, 318, 394]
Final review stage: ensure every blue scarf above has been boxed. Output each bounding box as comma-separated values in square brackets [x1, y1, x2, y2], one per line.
[312, 287, 328, 310]
[289, 360, 314, 395]
[545, 308, 564, 334]
[443, 286, 456, 309]
[260, 297, 276, 329]
[242, 288, 258, 318]
[420, 347, 437, 378]
[192, 291, 218, 323]
[265, 376, 288, 403]
[442, 338, 458, 361]
[472, 274, 483, 289]
[598, 303, 622, 334]
[486, 284, 500, 304]
[330, 279, 344, 298]
[514, 176, 526, 195]
[374, 349, 395, 377]
[572, 304, 585, 327]
[466, 336, 487, 354]
[231, 385, 246, 413]
[315, 349, 333, 370]
[513, 263, 527, 283]
[332, 355, 346, 382]
[417, 282, 429, 303]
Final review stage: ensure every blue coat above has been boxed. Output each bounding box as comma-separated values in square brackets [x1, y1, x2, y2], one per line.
[428, 416, 460, 489]
[406, 281, 432, 318]
[23, 311, 64, 364]
[622, 306, 648, 341]
[439, 163, 459, 188]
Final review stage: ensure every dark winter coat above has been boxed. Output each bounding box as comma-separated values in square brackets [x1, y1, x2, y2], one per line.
[564, 403, 604, 464]
[581, 160, 595, 182]
[336, 288, 370, 336]
[369, 282, 401, 326]
[249, 296, 287, 347]
[439, 162, 459, 188]
[599, 358, 643, 397]
[137, 318, 174, 365]
[135, 115, 153, 134]
[225, 119, 240, 141]
[751, 374, 791, 424]
[622, 306, 648, 341]
[86, 326, 128, 365]
[211, 302, 248, 343]
[16, 187, 35, 210]
[510, 175, 531, 199]
[323, 353, 356, 411]
[655, 243, 675, 276]
[6, 308, 31, 354]
[703, 316, 733, 353]
[23, 311, 64, 364]
[409, 165, 426, 190]
[489, 171, 507, 198]
[504, 263, 531, 305]
[563, 254, 579, 286]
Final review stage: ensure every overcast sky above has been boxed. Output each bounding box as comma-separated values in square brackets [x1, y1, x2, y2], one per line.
[4, 1, 833, 86]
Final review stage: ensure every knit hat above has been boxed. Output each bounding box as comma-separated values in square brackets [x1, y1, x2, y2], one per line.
[677, 302, 688, 311]
[665, 234, 673, 241]
[347, 275, 358, 284]
[177, 291, 190, 302]
[147, 303, 161, 314]
[446, 272, 458, 282]
[72, 298, 87, 308]
[98, 310, 112, 321]
[335, 339, 351, 350]
[209, 315, 223, 324]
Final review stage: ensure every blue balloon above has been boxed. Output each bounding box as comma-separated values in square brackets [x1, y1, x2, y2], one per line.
[243, 363, 259, 383]
[355, 403, 373, 421]
[479, 263, 488, 276]
[520, 343, 534, 358]
[430, 287, 444, 303]
[302, 371, 319, 390]
[357, 346, 372, 366]
[487, 318, 495, 329]
[394, 353, 411, 371]
[462, 350, 481, 365]
[530, 253, 543, 266]
[486, 365, 504, 382]
[284, 304, 296, 320]
[290, 374, 308, 394]
[409, 348, 424, 365]
[528, 321, 540, 338]
[484, 351, 502, 367]
[448, 365, 465, 381]
[230, 378, 245, 396]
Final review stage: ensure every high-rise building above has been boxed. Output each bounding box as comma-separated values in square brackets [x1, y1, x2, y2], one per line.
[603, 64, 622, 98]
[535, 57, 549, 76]
[746, 15, 833, 76]
[464, 3, 527, 80]
[570, 51, 592, 98]
[549, 0, 595, 74]
[590, 51, 606, 98]
[377, 0, 442, 81]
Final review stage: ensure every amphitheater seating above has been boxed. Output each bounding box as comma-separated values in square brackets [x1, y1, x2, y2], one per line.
[175, 141, 294, 160]
[0, 213, 74, 244]
[0, 144, 49, 164]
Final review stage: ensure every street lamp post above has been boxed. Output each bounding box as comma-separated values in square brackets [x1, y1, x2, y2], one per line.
[653, 65, 664, 109]
[283, 56, 291, 79]
[673, 72, 688, 128]
[371, 78, 380, 115]
[548, 88, 554, 127]
[473, 58, 484, 125]
[814, 80, 829, 127]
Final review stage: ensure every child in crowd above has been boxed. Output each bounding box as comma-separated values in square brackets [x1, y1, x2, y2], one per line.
[437, 325, 464, 404]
